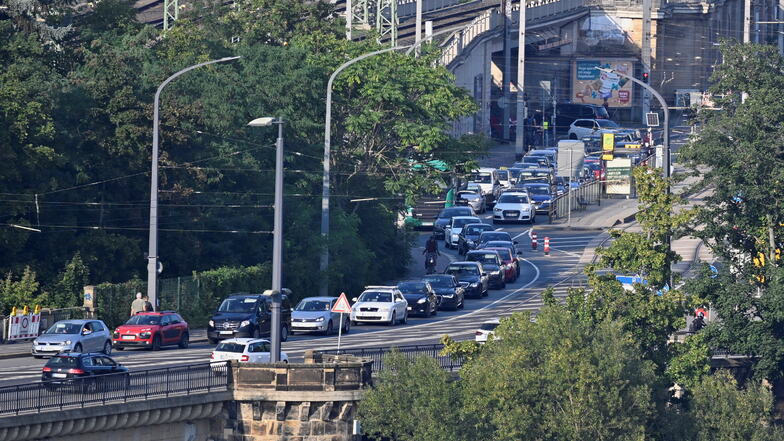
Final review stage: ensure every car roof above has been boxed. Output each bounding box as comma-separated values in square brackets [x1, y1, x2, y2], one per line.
[49, 352, 107, 358]
[217, 338, 271, 344]
[298, 296, 335, 302]
[482, 318, 501, 324]
[476, 167, 496, 173]
[449, 261, 481, 266]
[135, 311, 177, 316]
[464, 222, 491, 227]
[467, 249, 500, 255]
[453, 216, 480, 220]
[499, 191, 529, 196]
[480, 231, 511, 236]
[53, 319, 92, 325]
[364, 286, 398, 290]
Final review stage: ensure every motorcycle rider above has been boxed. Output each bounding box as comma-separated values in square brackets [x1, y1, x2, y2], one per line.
[423, 234, 441, 273]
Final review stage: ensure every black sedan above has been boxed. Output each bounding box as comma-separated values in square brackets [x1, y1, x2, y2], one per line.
[458, 223, 494, 255]
[444, 262, 488, 298]
[42, 353, 129, 392]
[465, 250, 506, 289]
[422, 274, 465, 310]
[433, 206, 475, 240]
[477, 231, 517, 248]
[397, 281, 439, 317]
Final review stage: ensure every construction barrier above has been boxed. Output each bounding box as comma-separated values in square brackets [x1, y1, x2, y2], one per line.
[531, 231, 538, 250]
[544, 237, 550, 256]
[7, 306, 41, 341]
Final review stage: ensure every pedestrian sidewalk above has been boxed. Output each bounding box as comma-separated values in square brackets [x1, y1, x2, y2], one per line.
[547, 197, 639, 230]
[0, 328, 209, 360]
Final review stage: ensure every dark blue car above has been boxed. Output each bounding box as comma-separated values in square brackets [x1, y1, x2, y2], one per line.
[523, 183, 554, 214]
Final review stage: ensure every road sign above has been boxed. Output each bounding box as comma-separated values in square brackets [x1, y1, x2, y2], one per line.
[646, 112, 660, 127]
[601, 153, 614, 161]
[605, 158, 632, 195]
[602, 133, 615, 152]
[332, 292, 352, 314]
[556, 140, 585, 178]
[8, 310, 41, 340]
[626, 144, 641, 149]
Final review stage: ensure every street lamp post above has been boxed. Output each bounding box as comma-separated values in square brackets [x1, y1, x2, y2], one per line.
[147, 56, 241, 310]
[248, 117, 285, 363]
[320, 29, 461, 296]
[596, 66, 672, 286]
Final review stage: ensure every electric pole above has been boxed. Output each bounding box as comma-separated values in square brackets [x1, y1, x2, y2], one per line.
[641, 0, 652, 122]
[514, 0, 526, 159]
[502, 0, 512, 140]
[744, 0, 752, 43]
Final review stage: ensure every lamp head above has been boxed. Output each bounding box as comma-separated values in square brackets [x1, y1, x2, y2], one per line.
[247, 117, 280, 127]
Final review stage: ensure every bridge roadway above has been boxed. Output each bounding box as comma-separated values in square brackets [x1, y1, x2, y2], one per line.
[0, 212, 607, 387]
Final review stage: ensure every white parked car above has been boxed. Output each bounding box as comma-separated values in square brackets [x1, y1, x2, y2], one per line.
[350, 287, 408, 326]
[493, 192, 534, 224]
[210, 338, 288, 364]
[445, 215, 481, 249]
[567, 118, 620, 140]
[475, 318, 500, 344]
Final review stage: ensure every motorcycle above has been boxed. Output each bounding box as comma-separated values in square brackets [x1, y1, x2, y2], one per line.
[425, 253, 438, 274]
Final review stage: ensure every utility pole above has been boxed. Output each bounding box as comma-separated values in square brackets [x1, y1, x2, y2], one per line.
[415, 0, 422, 56]
[744, 0, 752, 43]
[346, 0, 353, 40]
[502, 0, 512, 140]
[514, 0, 526, 159]
[641, 0, 652, 122]
[780, 0, 784, 55]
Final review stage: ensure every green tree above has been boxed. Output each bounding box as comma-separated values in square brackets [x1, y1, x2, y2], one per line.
[0, 267, 47, 313]
[459, 309, 658, 441]
[48, 253, 90, 308]
[359, 351, 462, 441]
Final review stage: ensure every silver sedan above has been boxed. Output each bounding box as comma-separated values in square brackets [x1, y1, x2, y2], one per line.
[456, 190, 486, 214]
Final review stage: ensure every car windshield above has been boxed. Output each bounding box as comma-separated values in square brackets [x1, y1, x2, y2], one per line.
[523, 157, 545, 164]
[480, 232, 511, 242]
[446, 266, 479, 276]
[215, 342, 246, 353]
[465, 225, 492, 235]
[596, 120, 619, 128]
[498, 194, 529, 204]
[458, 191, 478, 198]
[422, 276, 453, 287]
[466, 184, 482, 192]
[452, 218, 477, 229]
[397, 282, 427, 294]
[470, 172, 492, 183]
[45, 323, 82, 335]
[525, 186, 550, 195]
[45, 356, 79, 367]
[496, 170, 509, 180]
[491, 249, 513, 260]
[125, 315, 162, 325]
[438, 207, 471, 219]
[295, 300, 332, 312]
[358, 292, 392, 303]
[480, 322, 499, 331]
[218, 297, 257, 313]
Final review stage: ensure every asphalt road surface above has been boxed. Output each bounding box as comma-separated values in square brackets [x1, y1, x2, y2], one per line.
[0, 210, 606, 387]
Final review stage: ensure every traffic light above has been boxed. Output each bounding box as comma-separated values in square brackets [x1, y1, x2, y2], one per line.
[642, 72, 649, 83]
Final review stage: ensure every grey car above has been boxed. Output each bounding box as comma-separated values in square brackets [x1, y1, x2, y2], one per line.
[291, 297, 351, 335]
[32, 319, 113, 358]
[456, 190, 486, 213]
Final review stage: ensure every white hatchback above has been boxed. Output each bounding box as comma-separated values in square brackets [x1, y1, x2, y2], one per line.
[210, 338, 288, 364]
[493, 192, 534, 224]
[475, 319, 500, 344]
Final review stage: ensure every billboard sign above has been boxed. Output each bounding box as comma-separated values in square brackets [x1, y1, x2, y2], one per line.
[572, 59, 634, 108]
[556, 140, 585, 178]
[605, 158, 632, 195]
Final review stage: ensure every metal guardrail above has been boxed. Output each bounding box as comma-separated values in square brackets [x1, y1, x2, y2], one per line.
[0, 362, 229, 416]
[398, 0, 481, 18]
[548, 179, 603, 222]
[321, 343, 465, 372]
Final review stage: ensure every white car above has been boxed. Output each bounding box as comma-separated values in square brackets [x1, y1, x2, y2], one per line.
[350, 287, 408, 326]
[210, 338, 288, 363]
[493, 192, 534, 224]
[475, 318, 500, 344]
[444, 216, 482, 249]
[469, 167, 501, 205]
[496, 168, 513, 189]
[567, 118, 620, 140]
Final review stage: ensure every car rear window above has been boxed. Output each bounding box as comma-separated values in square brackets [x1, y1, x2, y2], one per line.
[45, 356, 79, 367]
[480, 323, 499, 331]
[215, 342, 246, 353]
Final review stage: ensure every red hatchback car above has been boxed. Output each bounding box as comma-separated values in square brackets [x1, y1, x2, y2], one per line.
[486, 247, 518, 283]
[112, 312, 189, 351]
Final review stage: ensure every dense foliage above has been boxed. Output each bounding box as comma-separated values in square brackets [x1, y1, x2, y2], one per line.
[0, 0, 479, 315]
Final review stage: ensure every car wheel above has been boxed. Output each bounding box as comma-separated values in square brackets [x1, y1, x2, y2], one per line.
[33, 355, 43, 359]
[483, 289, 489, 297]
[459, 298, 465, 309]
[343, 319, 351, 334]
[531, 216, 536, 224]
[501, 281, 507, 289]
[431, 303, 437, 316]
[569, 133, 577, 139]
[151, 335, 161, 351]
[115, 346, 124, 351]
[74, 343, 83, 353]
[280, 325, 289, 342]
[401, 311, 408, 325]
[102, 340, 112, 355]
[389, 312, 396, 326]
[324, 320, 333, 335]
[178, 332, 189, 349]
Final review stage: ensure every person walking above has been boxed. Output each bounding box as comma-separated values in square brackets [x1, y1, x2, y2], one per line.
[130, 292, 146, 316]
[142, 295, 154, 312]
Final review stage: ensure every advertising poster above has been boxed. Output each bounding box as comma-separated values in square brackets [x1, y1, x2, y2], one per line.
[572, 59, 634, 108]
[605, 158, 632, 195]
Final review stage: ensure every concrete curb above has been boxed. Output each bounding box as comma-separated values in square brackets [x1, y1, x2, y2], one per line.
[0, 337, 210, 361]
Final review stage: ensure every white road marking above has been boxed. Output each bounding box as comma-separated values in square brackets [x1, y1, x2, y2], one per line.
[512, 228, 531, 240]
[551, 247, 581, 257]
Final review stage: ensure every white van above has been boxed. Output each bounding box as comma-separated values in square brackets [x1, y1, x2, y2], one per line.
[468, 168, 501, 205]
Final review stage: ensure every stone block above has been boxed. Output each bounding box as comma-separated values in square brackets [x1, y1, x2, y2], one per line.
[299, 402, 311, 421]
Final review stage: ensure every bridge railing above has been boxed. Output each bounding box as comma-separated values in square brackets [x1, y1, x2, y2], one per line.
[438, 9, 498, 66]
[0, 361, 229, 416]
[548, 179, 603, 222]
[321, 343, 465, 372]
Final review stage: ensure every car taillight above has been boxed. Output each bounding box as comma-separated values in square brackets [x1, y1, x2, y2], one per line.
[42, 367, 52, 372]
[210, 352, 215, 359]
[67, 369, 85, 374]
[240, 355, 249, 362]
[476, 331, 483, 336]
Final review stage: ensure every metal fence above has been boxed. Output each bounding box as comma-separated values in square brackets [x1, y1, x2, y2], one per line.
[548, 180, 603, 222]
[0, 361, 229, 416]
[321, 343, 465, 372]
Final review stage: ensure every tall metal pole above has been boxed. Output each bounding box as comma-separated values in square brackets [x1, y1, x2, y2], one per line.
[270, 121, 284, 362]
[415, 0, 422, 56]
[320, 32, 461, 297]
[147, 56, 240, 309]
[346, 0, 353, 40]
[514, 0, 527, 160]
[502, 0, 512, 140]
[744, 0, 752, 43]
[641, 0, 652, 122]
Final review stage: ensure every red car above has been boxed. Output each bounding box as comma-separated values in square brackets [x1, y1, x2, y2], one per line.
[486, 247, 518, 283]
[112, 311, 189, 351]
